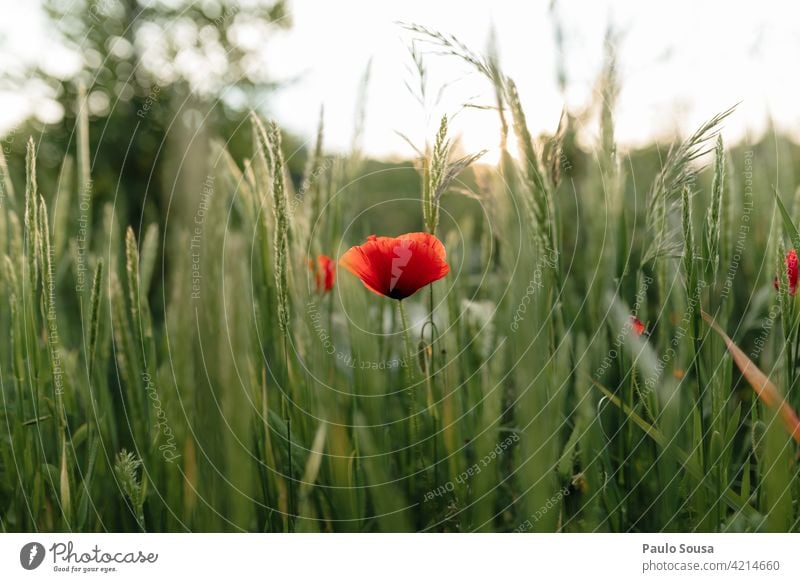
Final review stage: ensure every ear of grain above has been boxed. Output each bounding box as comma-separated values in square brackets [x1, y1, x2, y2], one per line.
[425, 116, 448, 233]
[505, 77, 557, 258]
[681, 185, 696, 291]
[0, 149, 12, 260]
[138, 223, 159, 296]
[125, 227, 141, 325]
[38, 196, 68, 411]
[59, 438, 72, 526]
[87, 260, 104, 378]
[0, 145, 15, 204]
[267, 120, 291, 336]
[53, 155, 73, 261]
[24, 139, 40, 291]
[705, 136, 725, 277]
[77, 83, 91, 202]
[113, 450, 146, 530]
[303, 107, 326, 254]
[643, 107, 735, 264]
[218, 143, 256, 224]
[110, 270, 146, 437]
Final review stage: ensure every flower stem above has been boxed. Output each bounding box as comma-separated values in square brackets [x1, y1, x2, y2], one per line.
[426, 283, 439, 487]
[398, 299, 419, 484]
[398, 299, 415, 379]
[281, 335, 295, 533]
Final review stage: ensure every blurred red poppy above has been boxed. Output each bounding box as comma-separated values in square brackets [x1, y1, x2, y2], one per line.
[630, 315, 646, 336]
[774, 249, 799, 295]
[339, 233, 450, 300]
[309, 254, 335, 294]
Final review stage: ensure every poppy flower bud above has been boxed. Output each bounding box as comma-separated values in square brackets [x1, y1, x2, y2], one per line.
[630, 315, 646, 336]
[309, 254, 336, 294]
[774, 249, 799, 296]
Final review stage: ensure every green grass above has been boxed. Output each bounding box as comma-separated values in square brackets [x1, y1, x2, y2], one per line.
[2, 31, 800, 533]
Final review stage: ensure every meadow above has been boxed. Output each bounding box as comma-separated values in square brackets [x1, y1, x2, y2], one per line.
[2, 29, 800, 533]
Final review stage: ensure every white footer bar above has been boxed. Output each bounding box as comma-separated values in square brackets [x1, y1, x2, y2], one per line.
[1, 533, 797, 580]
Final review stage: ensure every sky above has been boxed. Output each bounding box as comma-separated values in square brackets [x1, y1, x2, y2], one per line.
[1, 0, 799, 160]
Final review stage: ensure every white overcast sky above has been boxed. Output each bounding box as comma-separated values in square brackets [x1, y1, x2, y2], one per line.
[1, 0, 799, 159]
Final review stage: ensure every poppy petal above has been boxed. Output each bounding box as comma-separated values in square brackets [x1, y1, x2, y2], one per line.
[339, 242, 391, 297]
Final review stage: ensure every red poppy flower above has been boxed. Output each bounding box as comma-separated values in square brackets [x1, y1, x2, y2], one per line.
[630, 315, 645, 336]
[309, 254, 335, 294]
[339, 233, 450, 300]
[774, 249, 799, 295]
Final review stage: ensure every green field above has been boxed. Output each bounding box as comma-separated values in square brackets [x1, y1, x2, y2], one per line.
[2, 23, 800, 534]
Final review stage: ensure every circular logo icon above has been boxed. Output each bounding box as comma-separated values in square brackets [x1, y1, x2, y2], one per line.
[19, 542, 45, 570]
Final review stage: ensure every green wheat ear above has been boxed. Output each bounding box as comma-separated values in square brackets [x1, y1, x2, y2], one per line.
[251, 113, 291, 337]
[77, 83, 92, 235]
[138, 224, 159, 295]
[505, 76, 558, 259]
[643, 106, 736, 265]
[267, 120, 291, 335]
[704, 136, 725, 277]
[114, 450, 146, 530]
[125, 226, 155, 371]
[303, 107, 326, 255]
[251, 113, 275, 178]
[681, 185, 696, 293]
[0, 143, 15, 204]
[88, 259, 104, 378]
[424, 115, 449, 233]
[77, 82, 91, 200]
[24, 138, 40, 291]
[37, 193, 71, 430]
[125, 227, 140, 316]
[423, 115, 486, 235]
